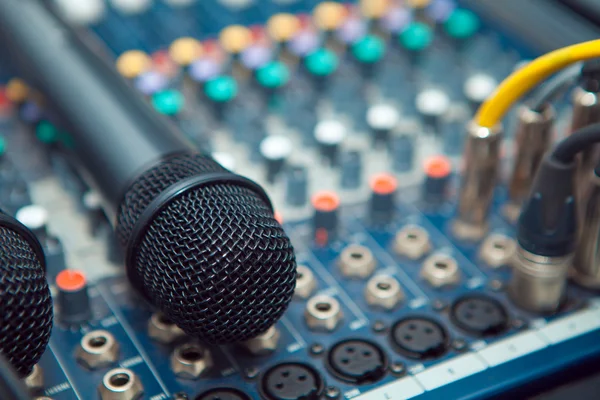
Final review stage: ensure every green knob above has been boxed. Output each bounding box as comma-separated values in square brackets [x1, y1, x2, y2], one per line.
[256, 61, 290, 89]
[399, 22, 433, 52]
[36, 121, 59, 144]
[305, 48, 339, 77]
[445, 8, 480, 40]
[205, 76, 238, 103]
[352, 35, 386, 64]
[152, 89, 185, 116]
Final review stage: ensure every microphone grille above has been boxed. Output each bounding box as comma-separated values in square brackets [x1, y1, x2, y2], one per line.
[0, 226, 53, 376]
[117, 154, 297, 344]
[117, 153, 229, 244]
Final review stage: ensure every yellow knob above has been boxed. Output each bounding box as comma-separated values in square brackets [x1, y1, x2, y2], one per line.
[314, 2, 347, 31]
[267, 13, 301, 43]
[219, 25, 252, 54]
[116, 50, 152, 79]
[360, 0, 390, 19]
[169, 37, 203, 67]
[5, 78, 29, 103]
[406, 0, 432, 9]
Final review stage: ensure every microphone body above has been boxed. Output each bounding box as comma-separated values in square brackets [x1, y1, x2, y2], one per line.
[0, 210, 53, 377]
[0, 354, 31, 400]
[0, 0, 191, 216]
[0, 0, 296, 344]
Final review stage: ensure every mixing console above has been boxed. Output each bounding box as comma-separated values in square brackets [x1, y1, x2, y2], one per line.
[0, 1, 600, 399]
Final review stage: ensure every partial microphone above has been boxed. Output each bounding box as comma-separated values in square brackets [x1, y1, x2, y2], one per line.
[0, 210, 53, 377]
[0, 0, 296, 344]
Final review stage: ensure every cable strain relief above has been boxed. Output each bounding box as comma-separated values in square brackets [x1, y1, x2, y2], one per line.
[516, 155, 577, 257]
[517, 194, 577, 256]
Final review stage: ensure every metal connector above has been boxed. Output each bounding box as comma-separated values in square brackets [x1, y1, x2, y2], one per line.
[171, 342, 213, 380]
[505, 105, 555, 221]
[76, 330, 120, 370]
[454, 121, 503, 240]
[304, 295, 343, 331]
[294, 265, 317, 299]
[98, 368, 143, 400]
[148, 313, 186, 344]
[364, 275, 404, 310]
[338, 244, 377, 279]
[394, 225, 431, 260]
[24, 364, 43, 392]
[509, 247, 571, 313]
[571, 87, 600, 200]
[480, 234, 517, 268]
[421, 253, 461, 288]
[573, 171, 600, 288]
[240, 326, 280, 356]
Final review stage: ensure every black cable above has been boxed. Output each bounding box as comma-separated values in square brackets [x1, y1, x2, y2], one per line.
[528, 63, 581, 112]
[516, 119, 600, 256]
[0, 354, 30, 400]
[552, 122, 600, 163]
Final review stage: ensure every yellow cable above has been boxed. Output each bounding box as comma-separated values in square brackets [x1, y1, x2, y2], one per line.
[476, 39, 600, 128]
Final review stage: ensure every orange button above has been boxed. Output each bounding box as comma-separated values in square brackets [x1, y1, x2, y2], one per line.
[370, 173, 398, 195]
[312, 191, 340, 212]
[56, 269, 87, 292]
[424, 155, 452, 179]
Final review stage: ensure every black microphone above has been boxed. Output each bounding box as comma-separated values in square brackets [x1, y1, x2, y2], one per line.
[0, 210, 53, 377]
[0, 0, 296, 344]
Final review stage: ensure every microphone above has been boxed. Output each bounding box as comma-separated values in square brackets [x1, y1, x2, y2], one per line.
[0, 0, 296, 344]
[0, 210, 53, 377]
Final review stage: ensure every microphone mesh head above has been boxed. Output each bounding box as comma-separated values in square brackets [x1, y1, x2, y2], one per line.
[117, 154, 297, 344]
[0, 226, 53, 377]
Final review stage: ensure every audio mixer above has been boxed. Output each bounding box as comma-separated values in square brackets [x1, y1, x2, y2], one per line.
[1, 0, 600, 399]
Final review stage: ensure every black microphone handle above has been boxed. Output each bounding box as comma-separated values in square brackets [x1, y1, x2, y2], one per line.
[0, 354, 31, 400]
[0, 0, 195, 219]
